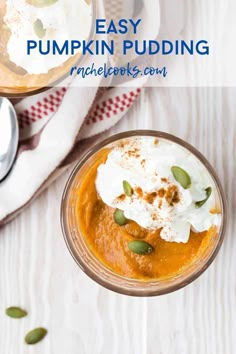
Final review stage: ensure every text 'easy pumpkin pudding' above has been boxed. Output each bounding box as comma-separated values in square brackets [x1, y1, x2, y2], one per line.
[61, 131, 226, 296]
[0, 0, 92, 95]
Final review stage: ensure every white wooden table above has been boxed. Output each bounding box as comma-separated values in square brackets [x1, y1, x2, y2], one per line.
[0, 87, 235, 354]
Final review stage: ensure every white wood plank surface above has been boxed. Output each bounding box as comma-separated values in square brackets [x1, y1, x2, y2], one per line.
[0, 87, 235, 354]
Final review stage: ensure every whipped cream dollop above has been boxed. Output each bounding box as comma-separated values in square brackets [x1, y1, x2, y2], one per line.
[4, 0, 92, 74]
[96, 137, 220, 243]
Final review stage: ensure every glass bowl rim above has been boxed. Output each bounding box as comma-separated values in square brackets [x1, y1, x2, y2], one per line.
[61, 130, 227, 297]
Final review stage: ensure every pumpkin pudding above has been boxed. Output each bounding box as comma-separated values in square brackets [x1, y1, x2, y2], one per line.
[61, 132, 226, 295]
[0, 0, 92, 95]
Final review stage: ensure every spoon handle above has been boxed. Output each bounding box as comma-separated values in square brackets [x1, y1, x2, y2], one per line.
[0, 98, 19, 181]
[0, 154, 6, 162]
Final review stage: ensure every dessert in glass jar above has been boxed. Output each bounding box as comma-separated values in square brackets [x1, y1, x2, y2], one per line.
[61, 131, 226, 296]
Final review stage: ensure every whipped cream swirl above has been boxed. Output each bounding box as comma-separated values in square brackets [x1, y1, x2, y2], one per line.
[96, 137, 220, 243]
[4, 0, 92, 74]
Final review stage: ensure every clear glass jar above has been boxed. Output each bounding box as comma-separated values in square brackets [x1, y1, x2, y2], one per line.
[61, 131, 227, 296]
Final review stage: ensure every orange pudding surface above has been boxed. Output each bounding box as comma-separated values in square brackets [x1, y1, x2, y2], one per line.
[74, 148, 216, 281]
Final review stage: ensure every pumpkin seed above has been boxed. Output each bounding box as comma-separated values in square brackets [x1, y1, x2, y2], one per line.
[25, 328, 47, 345]
[114, 209, 127, 226]
[171, 166, 191, 189]
[123, 180, 133, 197]
[5, 307, 27, 319]
[128, 240, 153, 255]
[33, 19, 46, 38]
[195, 187, 212, 208]
[27, 0, 58, 7]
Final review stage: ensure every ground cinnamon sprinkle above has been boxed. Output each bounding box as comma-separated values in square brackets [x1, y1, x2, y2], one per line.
[154, 138, 159, 145]
[141, 159, 146, 167]
[157, 188, 166, 198]
[126, 148, 140, 158]
[117, 194, 126, 201]
[161, 177, 168, 183]
[135, 187, 143, 198]
[152, 213, 158, 221]
[118, 139, 129, 149]
[145, 192, 157, 204]
[165, 185, 180, 206]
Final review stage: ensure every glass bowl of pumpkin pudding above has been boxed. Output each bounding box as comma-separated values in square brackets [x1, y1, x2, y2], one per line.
[0, 0, 94, 96]
[61, 131, 226, 296]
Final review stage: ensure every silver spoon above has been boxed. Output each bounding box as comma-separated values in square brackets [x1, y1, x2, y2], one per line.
[0, 98, 19, 182]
